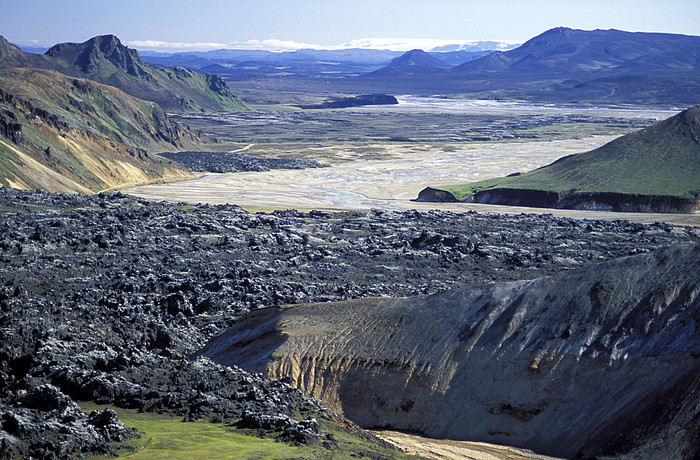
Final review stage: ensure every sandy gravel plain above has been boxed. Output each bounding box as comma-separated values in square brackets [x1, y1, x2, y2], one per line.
[376, 430, 562, 460]
[126, 135, 699, 226]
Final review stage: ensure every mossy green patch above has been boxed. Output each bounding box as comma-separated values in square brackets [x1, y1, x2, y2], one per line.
[81, 404, 421, 460]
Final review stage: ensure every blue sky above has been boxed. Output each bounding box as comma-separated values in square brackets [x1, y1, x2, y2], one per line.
[3, 0, 699, 52]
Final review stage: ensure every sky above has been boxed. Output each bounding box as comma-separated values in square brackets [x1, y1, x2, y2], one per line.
[3, 0, 699, 52]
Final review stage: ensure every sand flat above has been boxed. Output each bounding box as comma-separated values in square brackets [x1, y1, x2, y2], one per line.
[126, 136, 699, 225]
[375, 430, 562, 460]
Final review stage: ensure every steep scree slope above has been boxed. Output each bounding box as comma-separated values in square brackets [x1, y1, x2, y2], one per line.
[200, 243, 700, 459]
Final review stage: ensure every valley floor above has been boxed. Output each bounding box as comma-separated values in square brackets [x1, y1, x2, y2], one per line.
[127, 135, 700, 226]
[129, 99, 698, 225]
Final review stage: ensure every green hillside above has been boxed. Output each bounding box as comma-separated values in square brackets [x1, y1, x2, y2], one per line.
[439, 105, 700, 202]
[0, 68, 202, 192]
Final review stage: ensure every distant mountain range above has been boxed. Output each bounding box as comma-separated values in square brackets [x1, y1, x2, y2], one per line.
[419, 104, 700, 213]
[359, 28, 700, 106]
[0, 35, 246, 112]
[137, 47, 496, 79]
[124, 27, 700, 107]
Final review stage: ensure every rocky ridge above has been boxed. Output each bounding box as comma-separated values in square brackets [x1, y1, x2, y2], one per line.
[0, 188, 698, 458]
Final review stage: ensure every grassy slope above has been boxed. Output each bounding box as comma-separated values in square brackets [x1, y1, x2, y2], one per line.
[0, 68, 199, 192]
[82, 404, 420, 460]
[160, 66, 248, 112]
[441, 105, 700, 201]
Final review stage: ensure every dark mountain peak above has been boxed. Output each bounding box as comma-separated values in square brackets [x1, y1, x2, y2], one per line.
[46, 34, 121, 55]
[88, 34, 121, 46]
[519, 26, 580, 49]
[544, 26, 573, 35]
[0, 36, 21, 58]
[364, 48, 452, 77]
[388, 49, 451, 68]
[46, 34, 148, 78]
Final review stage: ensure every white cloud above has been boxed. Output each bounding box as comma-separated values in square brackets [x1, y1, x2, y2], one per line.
[125, 38, 336, 53]
[8, 38, 46, 48]
[232, 39, 332, 52]
[342, 38, 521, 52]
[125, 38, 521, 53]
[125, 40, 229, 51]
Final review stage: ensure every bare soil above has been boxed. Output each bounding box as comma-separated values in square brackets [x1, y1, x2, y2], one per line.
[376, 430, 562, 460]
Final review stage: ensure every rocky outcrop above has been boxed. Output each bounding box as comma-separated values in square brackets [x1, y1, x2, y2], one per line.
[415, 187, 459, 202]
[0, 109, 21, 144]
[200, 243, 700, 459]
[471, 188, 700, 213]
[0, 385, 138, 459]
[158, 151, 327, 173]
[299, 94, 398, 109]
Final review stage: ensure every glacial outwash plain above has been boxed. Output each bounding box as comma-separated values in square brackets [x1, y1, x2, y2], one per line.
[1, 25, 700, 460]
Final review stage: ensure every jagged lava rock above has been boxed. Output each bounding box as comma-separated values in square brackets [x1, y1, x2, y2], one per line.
[199, 243, 700, 459]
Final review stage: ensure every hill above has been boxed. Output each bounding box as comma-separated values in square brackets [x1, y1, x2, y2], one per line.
[199, 243, 700, 459]
[0, 68, 201, 192]
[0, 36, 51, 69]
[418, 105, 700, 213]
[0, 35, 247, 113]
[365, 49, 452, 77]
[452, 27, 700, 80]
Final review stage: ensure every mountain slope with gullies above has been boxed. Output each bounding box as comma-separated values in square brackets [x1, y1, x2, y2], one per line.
[452, 27, 700, 79]
[418, 104, 700, 213]
[0, 68, 199, 192]
[356, 28, 700, 106]
[0, 35, 247, 113]
[199, 243, 700, 459]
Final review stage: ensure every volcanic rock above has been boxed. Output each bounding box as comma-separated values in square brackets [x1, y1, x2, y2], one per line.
[0, 188, 697, 458]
